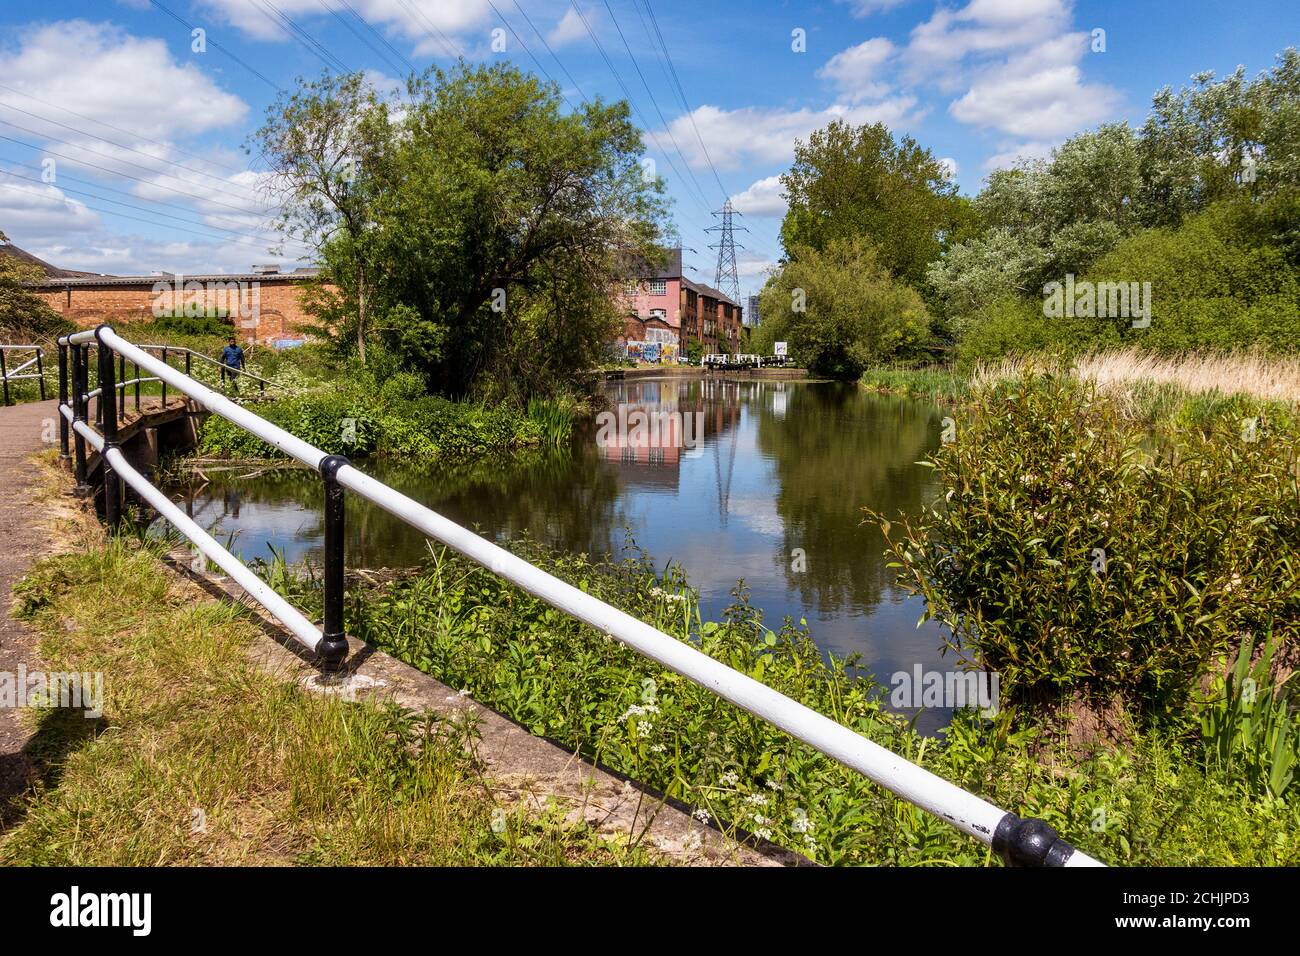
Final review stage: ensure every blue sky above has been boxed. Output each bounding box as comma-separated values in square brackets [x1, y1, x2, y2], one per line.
[0, 0, 1296, 298]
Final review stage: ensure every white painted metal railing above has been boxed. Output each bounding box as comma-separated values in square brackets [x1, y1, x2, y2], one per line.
[57, 324, 1104, 867]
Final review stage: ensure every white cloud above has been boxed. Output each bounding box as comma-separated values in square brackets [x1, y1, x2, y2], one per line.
[0, 172, 100, 238]
[950, 33, 1119, 139]
[0, 20, 248, 141]
[938, 157, 959, 178]
[547, 8, 589, 49]
[198, 0, 491, 53]
[661, 97, 922, 171]
[835, 0, 913, 15]
[818, 38, 895, 102]
[736, 249, 777, 280]
[730, 176, 787, 218]
[981, 140, 1055, 172]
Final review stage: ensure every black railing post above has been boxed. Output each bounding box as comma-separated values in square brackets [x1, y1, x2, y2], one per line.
[72, 344, 89, 495]
[1, 349, 9, 407]
[118, 353, 126, 422]
[35, 348, 46, 401]
[317, 454, 351, 670]
[161, 347, 168, 405]
[57, 343, 69, 460]
[97, 328, 121, 532]
[134, 360, 140, 412]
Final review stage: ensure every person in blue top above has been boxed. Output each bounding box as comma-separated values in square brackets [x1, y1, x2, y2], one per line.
[220, 336, 245, 393]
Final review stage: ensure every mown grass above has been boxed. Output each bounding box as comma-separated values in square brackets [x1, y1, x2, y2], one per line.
[0, 533, 660, 866]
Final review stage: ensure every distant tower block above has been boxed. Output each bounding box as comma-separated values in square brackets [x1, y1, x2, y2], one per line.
[707, 199, 747, 303]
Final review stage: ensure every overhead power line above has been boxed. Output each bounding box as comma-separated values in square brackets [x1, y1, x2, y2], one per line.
[1, 160, 279, 236]
[0, 100, 266, 205]
[0, 129, 270, 219]
[0, 181, 292, 252]
[509, 0, 589, 103]
[0, 167, 286, 246]
[598, 0, 713, 209]
[319, 0, 416, 77]
[0, 82, 257, 180]
[564, 2, 713, 219]
[253, 0, 352, 74]
[147, 0, 283, 92]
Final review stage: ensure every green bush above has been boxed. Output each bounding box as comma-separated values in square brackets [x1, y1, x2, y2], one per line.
[872, 372, 1300, 717]
[197, 388, 555, 460]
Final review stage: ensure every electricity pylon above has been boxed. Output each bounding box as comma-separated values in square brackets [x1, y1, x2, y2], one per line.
[706, 199, 746, 302]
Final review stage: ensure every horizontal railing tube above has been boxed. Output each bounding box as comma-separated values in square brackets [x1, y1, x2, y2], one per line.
[94, 328, 325, 467]
[64, 410, 324, 654]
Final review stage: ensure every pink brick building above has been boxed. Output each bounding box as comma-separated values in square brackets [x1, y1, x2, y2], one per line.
[614, 248, 742, 357]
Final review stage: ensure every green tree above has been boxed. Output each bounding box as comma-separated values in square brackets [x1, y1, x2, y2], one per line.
[1138, 49, 1300, 226]
[778, 121, 962, 286]
[261, 64, 666, 400]
[757, 235, 933, 378]
[0, 230, 65, 339]
[254, 73, 393, 364]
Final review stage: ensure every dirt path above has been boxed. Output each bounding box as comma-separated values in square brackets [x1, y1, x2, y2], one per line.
[0, 399, 59, 814]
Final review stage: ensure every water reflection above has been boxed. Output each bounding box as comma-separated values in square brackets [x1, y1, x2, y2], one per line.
[166, 377, 955, 729]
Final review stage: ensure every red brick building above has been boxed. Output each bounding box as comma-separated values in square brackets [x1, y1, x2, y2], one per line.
[4, 241, 320, 345]
[615, 248, 742, 357]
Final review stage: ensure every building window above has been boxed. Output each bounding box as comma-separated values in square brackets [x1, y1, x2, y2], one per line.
[648, 279, 667, 296]
[623, 280, 638, 295]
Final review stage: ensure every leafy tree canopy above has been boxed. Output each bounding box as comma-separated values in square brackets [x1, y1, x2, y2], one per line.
[256, 64, 666, 400]
[778, 121, 965, 287]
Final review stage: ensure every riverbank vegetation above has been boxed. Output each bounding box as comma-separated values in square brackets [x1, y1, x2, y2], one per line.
[258, 517, 1300, 866]
[757, 49, 1300, 378]
[0, 492, 657, 866]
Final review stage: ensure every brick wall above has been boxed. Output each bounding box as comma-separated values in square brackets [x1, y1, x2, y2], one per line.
[34, 278, 323, 343]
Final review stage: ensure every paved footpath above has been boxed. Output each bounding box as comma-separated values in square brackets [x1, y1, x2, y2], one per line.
[0, 399, 59, 817]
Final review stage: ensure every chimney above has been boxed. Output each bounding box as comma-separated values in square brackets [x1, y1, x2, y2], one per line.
[251, 264, 281, 275]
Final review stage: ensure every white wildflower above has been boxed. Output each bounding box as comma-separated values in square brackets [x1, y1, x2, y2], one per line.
[620, 703, 660, 722]
[719, 770, 740, 787]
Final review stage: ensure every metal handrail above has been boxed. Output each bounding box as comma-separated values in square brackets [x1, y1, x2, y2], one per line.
[55, 323, 1104, 868]
[136, 344, 285, 393]
[0, 344, 46, 405]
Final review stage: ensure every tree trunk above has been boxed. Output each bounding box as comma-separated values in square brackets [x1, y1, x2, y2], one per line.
[357, 262, 368, 365]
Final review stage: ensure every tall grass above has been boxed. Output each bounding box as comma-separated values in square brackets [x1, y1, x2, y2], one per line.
[974, 349, 1300, 423]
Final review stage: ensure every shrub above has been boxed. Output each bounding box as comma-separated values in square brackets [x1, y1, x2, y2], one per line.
[871, 372, 1300, 718]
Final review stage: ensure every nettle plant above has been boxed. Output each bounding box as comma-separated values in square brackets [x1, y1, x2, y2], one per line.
[872, 372, 1300, 719]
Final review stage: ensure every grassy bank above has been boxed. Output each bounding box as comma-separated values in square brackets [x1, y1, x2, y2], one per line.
[261, 523, 1300, 866]
[859, 365, 968, 402]
[0, 505, 654, 865]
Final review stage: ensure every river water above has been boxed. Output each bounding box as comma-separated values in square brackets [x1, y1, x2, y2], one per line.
[166, 375, 955, 728]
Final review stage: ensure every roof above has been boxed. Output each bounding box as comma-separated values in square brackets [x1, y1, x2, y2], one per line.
[626, 246, 683, 281]
[682, 276, 741, 308]
[0, 241, 102, 279]
[25, 269, 320, 289]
